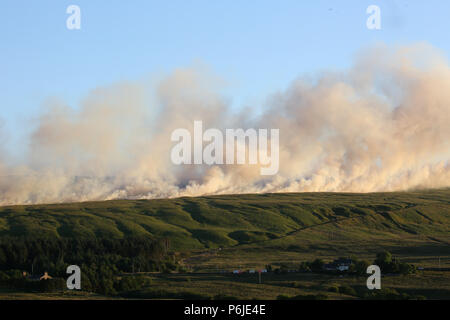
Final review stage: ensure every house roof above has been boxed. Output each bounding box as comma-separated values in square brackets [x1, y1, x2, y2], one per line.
[27, 272, 52, 281]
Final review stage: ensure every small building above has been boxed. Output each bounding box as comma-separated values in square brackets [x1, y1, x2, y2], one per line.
[27, 272, 53, 281]
[323, 263, 336, 271]
[322, 258, 353, 272]
[335, 258, 352, 271]
[40, 272, 53, 280]
[337, 265, 349, 272]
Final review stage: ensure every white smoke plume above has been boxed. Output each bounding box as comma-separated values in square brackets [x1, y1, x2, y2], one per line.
[0, 43, 449, 205]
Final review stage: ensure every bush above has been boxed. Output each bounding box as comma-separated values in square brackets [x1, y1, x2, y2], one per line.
[298, 262, 311, 272]
[0, 271, 10, 281]
[373, 251, 416, 275]
[292, 294, 328, 300]
[351, 260, 370, 275]
[328, 285, 339, 293]
[39, 278, 66, 292]
[214, 294, 239, 300]
[115, 276, 140, 292]
[339, 285, 357, 296]
[277, 294, 328, 300]
[363, 288, 404, 300]
[311, 259, 325, 273]
[399, 262, 416, 275]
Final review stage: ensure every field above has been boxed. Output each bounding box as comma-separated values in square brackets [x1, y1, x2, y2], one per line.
[0, 189, 449, 299]
[1, 271, 449, 300]
[120, 270, 450, 300]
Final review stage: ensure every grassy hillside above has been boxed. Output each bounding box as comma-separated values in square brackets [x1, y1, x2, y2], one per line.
[1, 190, 450, 300]
[0, 189, 449, 256]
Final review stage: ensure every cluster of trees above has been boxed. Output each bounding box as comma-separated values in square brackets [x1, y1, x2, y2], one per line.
[0, 236, 171, 273]
[374, 251, 416, 275]
[362, 288, 426, 300]
[0, 269, 66, 292]
[328, 285, 357, 296]
[266, 251, 416, 276]
[0, 236, 178, 295]
[0, 270, 152, 295]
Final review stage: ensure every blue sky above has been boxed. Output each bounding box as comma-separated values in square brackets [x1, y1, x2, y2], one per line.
[1, 0, 449, 151]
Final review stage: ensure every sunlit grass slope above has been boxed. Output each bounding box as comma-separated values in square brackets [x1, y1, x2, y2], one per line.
[0, 189, 449, 252]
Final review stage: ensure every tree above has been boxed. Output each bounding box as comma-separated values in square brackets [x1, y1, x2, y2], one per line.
[352, 260, 370, 275]
[375, 251, 392, 264]
[374, 251, 393, 272]
[399, 262, 415, 275]
[298, 261, 311, 272]
[311, 259, 325, 272]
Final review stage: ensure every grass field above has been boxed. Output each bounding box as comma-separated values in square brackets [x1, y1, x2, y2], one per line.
[0, 288, 111, 300]
[119, 270, 450, 300]
[0, 189, 449, 299]
[1, 271, 448, 300]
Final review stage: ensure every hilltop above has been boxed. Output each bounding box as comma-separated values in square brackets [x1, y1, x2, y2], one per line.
[0, 189, 449, 257]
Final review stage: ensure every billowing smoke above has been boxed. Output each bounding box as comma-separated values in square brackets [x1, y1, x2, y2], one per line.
[1, 43, 449, 205]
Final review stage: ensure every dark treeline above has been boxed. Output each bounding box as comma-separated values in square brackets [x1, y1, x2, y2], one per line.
[267, 251, 416, 276]
[0, 236, 171, 273]
[0, 236, 178, 295]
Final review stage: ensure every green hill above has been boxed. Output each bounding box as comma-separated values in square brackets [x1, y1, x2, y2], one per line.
[0, 189, 449, 254]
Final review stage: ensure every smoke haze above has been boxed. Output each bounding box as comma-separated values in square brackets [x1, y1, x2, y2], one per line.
[1, 43, 449, 205]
